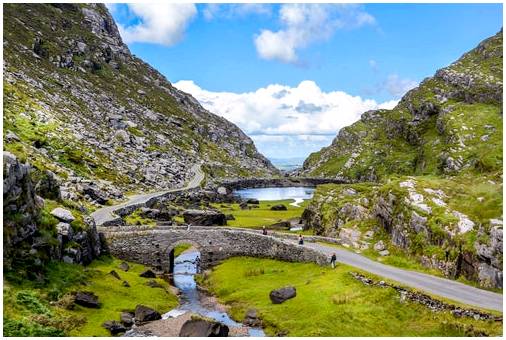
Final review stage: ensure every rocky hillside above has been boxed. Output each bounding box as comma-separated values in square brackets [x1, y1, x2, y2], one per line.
[3, 3, 278, 206]
[302, 31, 502, 181]
[300, 31, 503, 288]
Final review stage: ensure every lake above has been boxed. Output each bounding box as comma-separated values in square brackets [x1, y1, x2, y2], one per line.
[234, 186, 316, 203]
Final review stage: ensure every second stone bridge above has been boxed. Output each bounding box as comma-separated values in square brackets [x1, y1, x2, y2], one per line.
[98, 225, 328, 273]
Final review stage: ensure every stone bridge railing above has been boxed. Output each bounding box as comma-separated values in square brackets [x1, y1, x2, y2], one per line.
[98, 225, 328, 272]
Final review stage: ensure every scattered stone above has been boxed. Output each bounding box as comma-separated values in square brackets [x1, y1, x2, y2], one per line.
[74, 291, 99, 308]
[217, 186, 228, 195]
[135, 305, 161, 323]
[269, 286, 296, 304]
[225, 214, 235, 221]
[50, 207, 75, 222]
[102, 320, 127, 335]
[246, 198, 260, 205]
[122, 281, 130, 287]
[349, 272, 500, 321]
[179, 319, 229, 337]
[243, 309, 261, 327]
[119, 261, 130, 272]
[364, 230, 374, 239]
[120, 312, 135, 327]
[146, 279, 163, 288]
[239, 202, 248, 210]
[109, 270, 121, 280]
[139, 269, 156, 278]
[378, 250, 390, 257]
[270, 204, 287, 211]
[373, 240, 386, 252]
[6, 130, 20, 142]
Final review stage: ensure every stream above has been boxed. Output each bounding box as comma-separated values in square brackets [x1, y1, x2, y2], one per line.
[162, 250, 265, 336]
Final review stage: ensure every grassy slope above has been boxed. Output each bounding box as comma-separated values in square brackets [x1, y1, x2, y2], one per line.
[211, 199, 309, 228]
[201, 257, 502, 337]
[4, 257, 178, 337]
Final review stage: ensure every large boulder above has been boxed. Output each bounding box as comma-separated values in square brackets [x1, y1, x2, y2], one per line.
[179, 319, 229, 337]
[269, 221, 291, 230]
[74, 291, 100, 308]
[182, 209, 226, 226]
[270, 204, 287, 211]
[269, 286, 296, 304]
[82, 184, 108, 205]
[50, 207, 75, 223]
[246, 198, 260, 205]
[134, 304, 161, 323]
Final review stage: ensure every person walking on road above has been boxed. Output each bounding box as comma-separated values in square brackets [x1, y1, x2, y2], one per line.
[262, 226, 268, 235]
[298, 234, 304, 245]
[330, 253, 337, 268]
[187, 223, 192, 232]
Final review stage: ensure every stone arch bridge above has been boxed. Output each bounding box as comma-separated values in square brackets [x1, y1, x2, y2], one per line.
[98, 225, 327, 273]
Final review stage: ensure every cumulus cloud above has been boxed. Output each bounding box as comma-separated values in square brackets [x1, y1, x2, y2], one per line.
[115, 3, 197, 46]
[203, 4, 272, 20]
[174, 80, 397, 157]
[254, 4, 375, 63]
[382, 74, 418, 97]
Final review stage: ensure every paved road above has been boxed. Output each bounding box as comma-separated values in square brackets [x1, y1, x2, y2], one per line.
[298, 241, 503, 312]
[91, 164, 204, 226]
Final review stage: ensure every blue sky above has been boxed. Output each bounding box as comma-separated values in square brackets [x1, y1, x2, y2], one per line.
[108, 3, 502, 160]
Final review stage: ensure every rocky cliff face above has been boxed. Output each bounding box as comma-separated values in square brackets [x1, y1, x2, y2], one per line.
[300, 31, 503, 288]
[302, 179, 503, 288]
[4, 152, 102, 276]
[302, 31, 502, 180]
[3, 3, 278, 207]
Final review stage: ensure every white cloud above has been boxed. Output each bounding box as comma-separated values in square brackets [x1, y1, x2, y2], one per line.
[382, 74, 418, 97]
[174, 80, 397, 157]
[203, 4, 272, 21]
[116, 3, 197, 46]
[254, 4, 375, 63]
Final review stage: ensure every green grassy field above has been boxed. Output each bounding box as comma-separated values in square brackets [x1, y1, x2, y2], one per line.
[212, 199, 309, 229]
[3, 257, 178, 336]
[200, 257, 503, 337]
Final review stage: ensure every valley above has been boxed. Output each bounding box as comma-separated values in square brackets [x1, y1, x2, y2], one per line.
[2, 2, 503, 338]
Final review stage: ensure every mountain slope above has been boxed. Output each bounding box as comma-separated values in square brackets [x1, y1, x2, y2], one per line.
[302, 31, 502, 181]
[3, 3, 278, 204]
[299, 31, 503, 288]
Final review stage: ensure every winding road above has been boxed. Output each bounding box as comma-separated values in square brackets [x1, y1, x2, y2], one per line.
[92, 166, 502, 312]
[300, 241, 503, 312]
[91, 164, 204, 226]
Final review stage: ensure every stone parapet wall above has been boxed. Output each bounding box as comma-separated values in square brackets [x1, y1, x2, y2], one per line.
[99, 226, 328, 271]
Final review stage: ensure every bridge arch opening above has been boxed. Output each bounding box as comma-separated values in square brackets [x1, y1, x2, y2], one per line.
[166, 240, 204, 274]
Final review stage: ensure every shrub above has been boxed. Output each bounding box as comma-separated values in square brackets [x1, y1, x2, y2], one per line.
[3, 318, 65, 337]
[16, 290, 51, 315]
